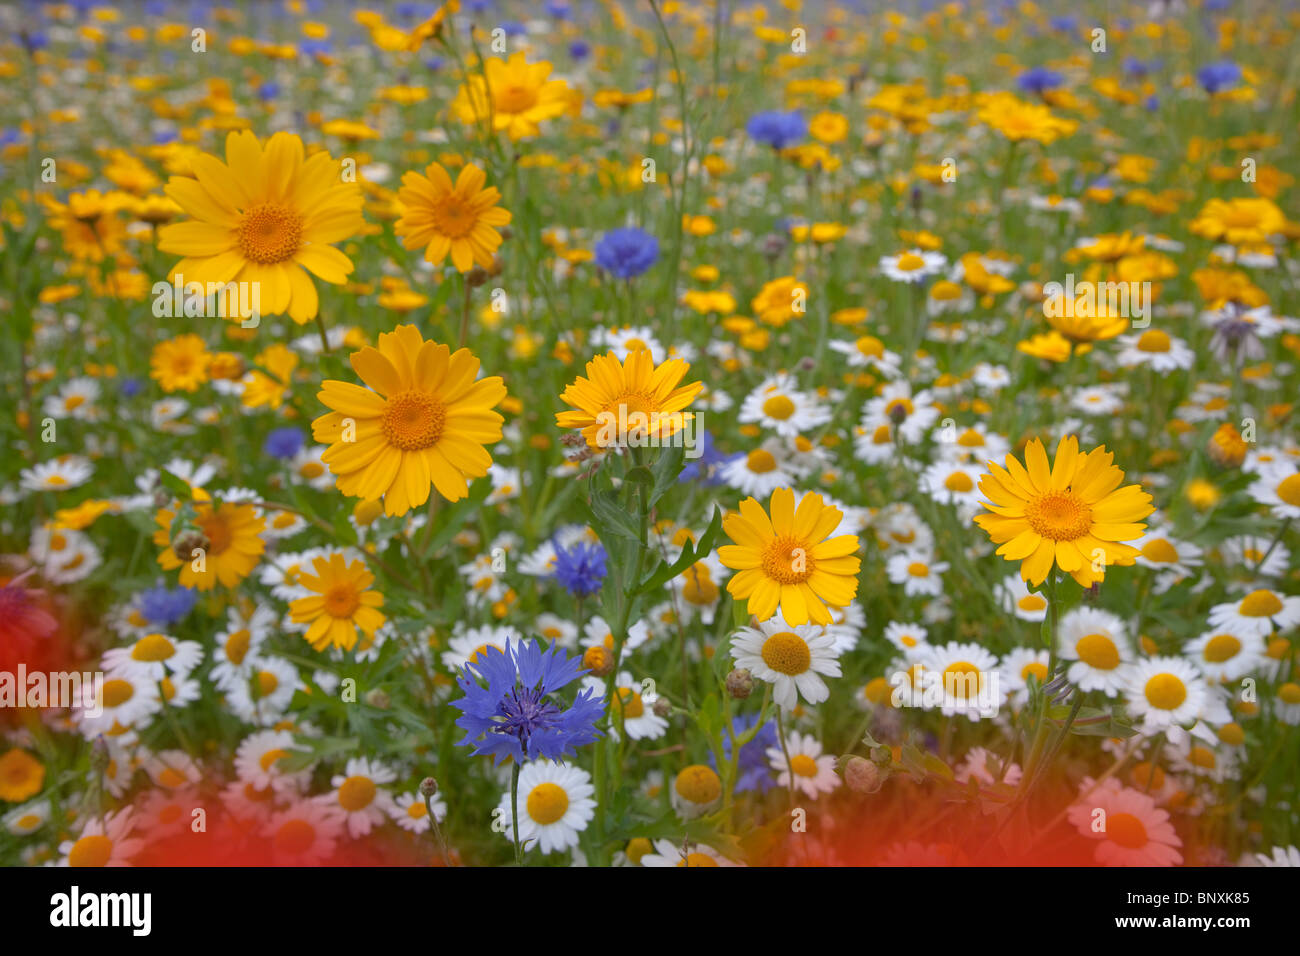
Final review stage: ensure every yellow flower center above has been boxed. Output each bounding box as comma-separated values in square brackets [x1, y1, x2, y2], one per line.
[1189, 746, 1216, 769]
[746, 449, 778, 474]
[930, 279, 962, 300]
[872, 423, 892, 444]
[896, 252, 925, 271]
[789, 754, 818, 777]
[338, 775, 376, 811]
[259, 748, 288, 772]
[274, 819, 316, 855]
[406, 802, 428, 819]
[674, 765, 721, 804]
[1144, 673, 1187, 710]
[885, 397, 914, 418]
[430, 193, 479, 239]
[1075, 634, 1119, 670]
[526, 782, 569, 824]
[132, 633, 176, 662]
[256, 671, 279, 696]
[1140, 538, 1178, 563]
[237, 202, 304, 265]
[626, 837, 652, 864]
[760, 536, 816, 585]
[681, 565, 718, 605]
[1239, 589, 1282, 617]
[1106, 812, 1148, 849]
[760, 631, 811, 675]
[1202, 634, 1241, 663]
[855, 335, 884, 358]
[225, 629, 251, 665]
[102, 678, 134, 709]
[957, 428, 986, 448]
[762, 395, 796, 420]
[943, 471, 974, 493]
[68, 834, 113, 867]
[1275, 474, 1300, 507]
[1279, 682, 1300, 705]
[158, 767, 187, 788]
[943, 661, 980, 697]
[324, 582, 361, 619]
[1217, 723, 1245, 746]
[1025, 490, 1093, 541]
[496, 83, 539, 114]
[1136, 329, 1171, 353]
[1018, 594, 1046, 612]
[197, 510, 233, 554]
[678, 853, 719, 867]
[1021, 661, 1048, 683]
[382, 390, 447, 451]
[906, 562, 929, 577]
[616, 686, 645, 719]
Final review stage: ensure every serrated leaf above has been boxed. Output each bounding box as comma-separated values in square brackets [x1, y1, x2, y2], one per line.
[589, 488, 641, 542]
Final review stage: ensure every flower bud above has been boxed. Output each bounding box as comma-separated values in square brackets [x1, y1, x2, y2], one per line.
[652, 695, 671, 718]
[583, 645, 614, 678]
[364, 687, 390, 709]
[725, 668, 754, 699]
[419, 777, 439, 798]
[466, 265, 490, 288]
[171, 528, 210, 562]
[845, 756, 882, 794]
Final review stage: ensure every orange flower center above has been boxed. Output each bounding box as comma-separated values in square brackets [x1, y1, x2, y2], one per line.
[1075, 634, 1119, 670]
[1239, 589, 1282, 617]
[68, 834, 113, 867]
[1144, 673, 1187, 710]
[760, 536, 816, 585]
[1276, 474, 1300, 507]
[1105, 812, 1148, 849]
[197, 510, 233, 554]
[382, 390, 446, 450]
[325, 583, 361, 619]
[1136, 329, 1171, 353]
[496, 83, 539, 114]
[132, 633, 175, 662]
[746, 449, 777, 474]
[237, 202, 304, 264]
[943, 471, 974, 492]
[1025, 490, 1093, 541]
[431, 193, 479, 239]
[338, 776, 377, 811]
[1202, 634, 1241, 663]
[274, 819, 316, 855]
[789, 754, 818, 777]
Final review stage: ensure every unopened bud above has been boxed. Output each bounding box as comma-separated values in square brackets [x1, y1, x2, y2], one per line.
[888, 402, 909, 425]
[845, 756, 882, 794]
[364, 688, 391, 709]
[652, 695, 671, 718]
[725, 668, 754, 699]
[419, 777, 438, 798]
[466, 265, 490, 288]
[761, 233, 788, 260]
[583, 645, 614, 678]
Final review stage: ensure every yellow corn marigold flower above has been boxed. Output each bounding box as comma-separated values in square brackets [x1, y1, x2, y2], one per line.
[154, 500, 266, 590]
[973, 436, 1154, 588]
[157, 130, 365, 324]
[751, 276, 809, 327]
[555, 350, 702, 450]
[313, 325, 506, 516]
[717, 488, 861, 626]
[150, 334, 212, 393]
[406, 0, 459, 51]
[1190, 198, 1287, 246]
[289, 553, 386, 652]
[394, 162, 511, 273]
[0, 749, 45, 802]
[452, 52, 571, 140]
[1207, 423, 1248, 468]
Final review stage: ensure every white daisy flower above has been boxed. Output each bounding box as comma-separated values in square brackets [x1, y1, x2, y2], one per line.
[101, 633, 203, 682]
[226, 656, 300, 725]
[3, 800, 51, 836]
[234, 729, 313, 796]
[57, 808, 146, 867]
[324, 757, 398, 838]
[995, 574, 1049, 622]
[919, 461, 984, 511]
[638, 838, 740, 867]
[767, 730, 838, 799]
[879, 248, 947, 283]
[861, 382, 940, 444]
[28, 525, 101, 584]
[1255, 845, 1300, 867]
[580, 616, 651, 658]
[885, 548, 949, 597]
[729, 618, 841, 712]
[583, 671, 667, 741]
[1274, 681, 1300, 725]
[883, 620, 930, 659]
[955, 746, 1022, 787]
[590, 325, 666, 363]
[1217, 534, 1290, 578]
[1124, 657, 1228, 732]
[738, 374, 831, 437]
[1070, 384, 1127, 416]
[20, 456, 94, 493]
[1057, 607, 1133, 697]
[1114, 329, 1194, 371]
[1208, 588, 1300, 637]
[828, 334, 902, 376]
[720, 441, 797, 498]
[913, 641, 1006, 719]
[496, 760, 595, 856]
[441, 624, 523, 673]
[389, 791, 447, 833]
[1067, 783, 1182, 866]
[43, 377, 101, 421]
[265, 799, 344, 865]
[210, 604, 277, 691]
[77, 671, 162, 739]
[136, 786, 201, 841]
[1249, 462, 1300, 520]
[1183, 627, 1266, 683]
[999, 647, 1049, 709]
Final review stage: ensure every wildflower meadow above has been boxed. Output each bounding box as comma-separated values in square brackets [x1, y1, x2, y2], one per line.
[2, 0, 1300, 891]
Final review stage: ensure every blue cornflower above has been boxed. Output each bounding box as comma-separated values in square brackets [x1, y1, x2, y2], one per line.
[137, 584, 198, 628]
[257, 81, 280, 101]
[709, 713, 778, 794]
[593, 227, 660, 279]
[678, 430, 730, 487]
[1016, 67, 1063, 96]
[119, 377, 143, 398]
[569, 40, 590, 60]
[746, 110, 807, 150]
[452, 640, 604, 765]
[1048, 15, 1079, 32]
[1196, 61, 1241, 94]
[263, 426, 304, 461]
[552, 538, 607, 598]
[545, 0, 572, 18]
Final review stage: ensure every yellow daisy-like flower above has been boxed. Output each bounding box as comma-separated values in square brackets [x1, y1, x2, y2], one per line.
[153, 501, 266, 590]
[313, 325, 506, 516]
[751, 276, 809, 327]
[1189, 198, 1288, 246]
[555, 350, 703, 450]
[289, 553, 386, 652]
[406, 0, 459, 51]
[973, 436, 1154, 588]
[394, 162, 511, 273]
[150, 334, 212, 393]
[157, 130, 364, 324]
[452, 51, 572, 141]
[717, 488, 861, 626]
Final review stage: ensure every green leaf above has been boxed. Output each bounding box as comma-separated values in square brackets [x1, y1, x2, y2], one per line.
[158, 468, 193, 502]
[648, 443, 685, 505]
[588, 488, 641, 542]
